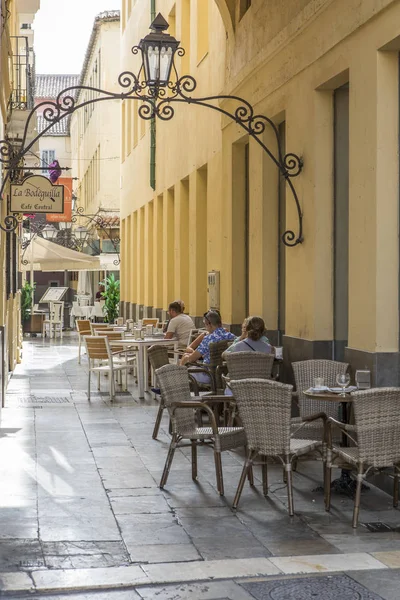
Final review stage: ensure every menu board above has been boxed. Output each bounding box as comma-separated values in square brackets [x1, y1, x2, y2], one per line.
[39, 287, 69, 303]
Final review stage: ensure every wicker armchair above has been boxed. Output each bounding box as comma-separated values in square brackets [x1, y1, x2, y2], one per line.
[292, 359, 349, 439]
[225, 352, 275, 382]
[187, 340, 230, 394]
[148, 345, 171, 439]
[230, 378, 326, 516]
[325, 387, 400, 528]
[156, 364, 247, 496]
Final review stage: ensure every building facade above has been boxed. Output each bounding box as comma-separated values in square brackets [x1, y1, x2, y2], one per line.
[0, 0, 41, 408]
[120, 0, 400, 386]
[70, 10, 121, 282]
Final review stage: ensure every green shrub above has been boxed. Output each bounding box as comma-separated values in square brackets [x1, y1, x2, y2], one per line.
[21, 281, 35, 322]
[101, 274, 120, 323]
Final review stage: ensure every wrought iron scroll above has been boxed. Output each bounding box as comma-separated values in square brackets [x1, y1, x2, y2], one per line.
[1, 49, 303, 246]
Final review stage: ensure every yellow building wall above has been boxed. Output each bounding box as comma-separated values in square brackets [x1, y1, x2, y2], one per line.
[71, 19, 121, 216]
[120, 0, 400, 358]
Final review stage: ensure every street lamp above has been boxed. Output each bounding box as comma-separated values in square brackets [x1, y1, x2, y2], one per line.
[41, 224, 58, 241]
[138, 13, 179, 87]
[75, 226, 88, 244]
[59, 221, 72, 231]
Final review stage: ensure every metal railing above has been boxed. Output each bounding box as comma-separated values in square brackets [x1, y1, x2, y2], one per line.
[9, 36, 35, 111]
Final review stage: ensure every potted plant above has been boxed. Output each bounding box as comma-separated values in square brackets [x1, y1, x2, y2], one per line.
[21, 281, 37, 333]
[101, 274, 120, 323]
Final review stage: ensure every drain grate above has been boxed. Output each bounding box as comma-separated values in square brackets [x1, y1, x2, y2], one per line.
[361, 521, 399, 533]
[13, 396, 70, 404]
[241, 574, 382, 599]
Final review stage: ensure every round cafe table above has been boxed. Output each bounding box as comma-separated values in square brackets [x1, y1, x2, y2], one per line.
[303, 388, 368, 496]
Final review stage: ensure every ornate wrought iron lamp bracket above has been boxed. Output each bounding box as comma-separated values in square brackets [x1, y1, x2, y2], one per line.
[0, 21, 304, 246]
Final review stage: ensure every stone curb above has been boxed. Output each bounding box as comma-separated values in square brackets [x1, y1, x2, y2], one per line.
[0, 551, 394, 594]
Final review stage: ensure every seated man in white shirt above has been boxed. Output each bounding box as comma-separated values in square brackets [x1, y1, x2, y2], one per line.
[164, 301, 194, 348]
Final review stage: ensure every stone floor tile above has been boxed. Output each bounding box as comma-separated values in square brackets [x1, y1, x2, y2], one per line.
[116, 514, 190, 545]
[32, 565, 149, 592]
[265, 538, 341, 556]
[270, 552, 388, 574]
[142, 557, 281, 584]
[110, 494, 171, 514]
[372, 550, 400, 568]
[127, 543, 201, 563]
[349, 568, 400, 600]
[323, 535, 400, 554]
[0, 539, 44, 571]
[0, 571, 35, 592]
[39, 516, 121, 542]
[137, 579, 255, 599]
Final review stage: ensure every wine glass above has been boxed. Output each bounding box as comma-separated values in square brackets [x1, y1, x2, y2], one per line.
[336, 373, 351, 397]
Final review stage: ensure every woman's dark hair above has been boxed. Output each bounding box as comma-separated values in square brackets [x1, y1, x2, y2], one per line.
[246, 316, 266, 341]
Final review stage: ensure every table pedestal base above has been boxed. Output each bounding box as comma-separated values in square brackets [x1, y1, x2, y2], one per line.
[314, 470, 370, 497]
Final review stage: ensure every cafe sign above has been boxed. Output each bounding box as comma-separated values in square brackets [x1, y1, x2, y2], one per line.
[10, 175, 64, 214]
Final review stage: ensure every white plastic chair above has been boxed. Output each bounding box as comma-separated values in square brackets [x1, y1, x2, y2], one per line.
[42, 301, 64, 338]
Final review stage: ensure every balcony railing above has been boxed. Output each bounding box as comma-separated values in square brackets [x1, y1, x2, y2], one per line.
[9, 36, 35, 111]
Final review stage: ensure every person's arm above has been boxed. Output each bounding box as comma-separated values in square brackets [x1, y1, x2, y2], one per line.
[164, 319, 176, 340]
[184, 332, 206, 353]
[180, 349, 202, 365]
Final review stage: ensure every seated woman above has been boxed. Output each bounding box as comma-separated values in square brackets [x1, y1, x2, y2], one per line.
[224, 316, 272, 354]
[223, 316, 273, 395]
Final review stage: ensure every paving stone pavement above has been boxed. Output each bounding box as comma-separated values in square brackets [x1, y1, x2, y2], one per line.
[1, 334, 400, 598]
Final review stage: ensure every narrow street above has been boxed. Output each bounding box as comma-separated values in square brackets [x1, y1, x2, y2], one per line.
[0, 334, 399, 598]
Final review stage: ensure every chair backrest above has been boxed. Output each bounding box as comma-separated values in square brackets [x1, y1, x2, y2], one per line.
[49, 301, 63, 323]
[208, 340, 230, 367]
[96, 330, 123, 340]
[156, 364, 196, 433]
[225, 352, 275, 380]
[76, 319, 91, 333]
[90, 322, 108, 334]
[292, 359, 349, 419]
[84, 335, 111, 361]
[142, 318, 159, 327]
[148, 345, 170, 370]
[230, 378, 293, 456]
[93, 303, 105, 317]
[352, 388, 400, 467]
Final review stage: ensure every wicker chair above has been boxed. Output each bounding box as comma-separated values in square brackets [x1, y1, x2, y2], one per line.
[148, 345, 171, 439]
[230, 378, 326, 516]
[325, 387, 400, 528]
[156, 364, 247, 496]
[187, 340, 230, 394]
[225, 352, 275, 382]
[292, 359, 349, 440]
[76, 319, 91, 364]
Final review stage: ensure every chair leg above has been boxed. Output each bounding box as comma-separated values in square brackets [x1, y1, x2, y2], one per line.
[262, 460, 268, 497]
[87, 369, 91, 401]
[110, 369, 115, 401]
[152, 400, 164, 440]
[78, 337, 81, 364]
[233, 451, 256, 509]
[97, 372, 100, 390]
[160, 434, 178, 488]
[394, 465, 399, 508]
[352, 470, 363, 528]
[286, 462, 294, 517]
[214, 450, 224, 496]
[325, 449, 332, 511]
[191, 440, 198, 480]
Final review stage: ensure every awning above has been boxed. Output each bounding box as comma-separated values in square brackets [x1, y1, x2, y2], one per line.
[21, 237, 101, 271]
